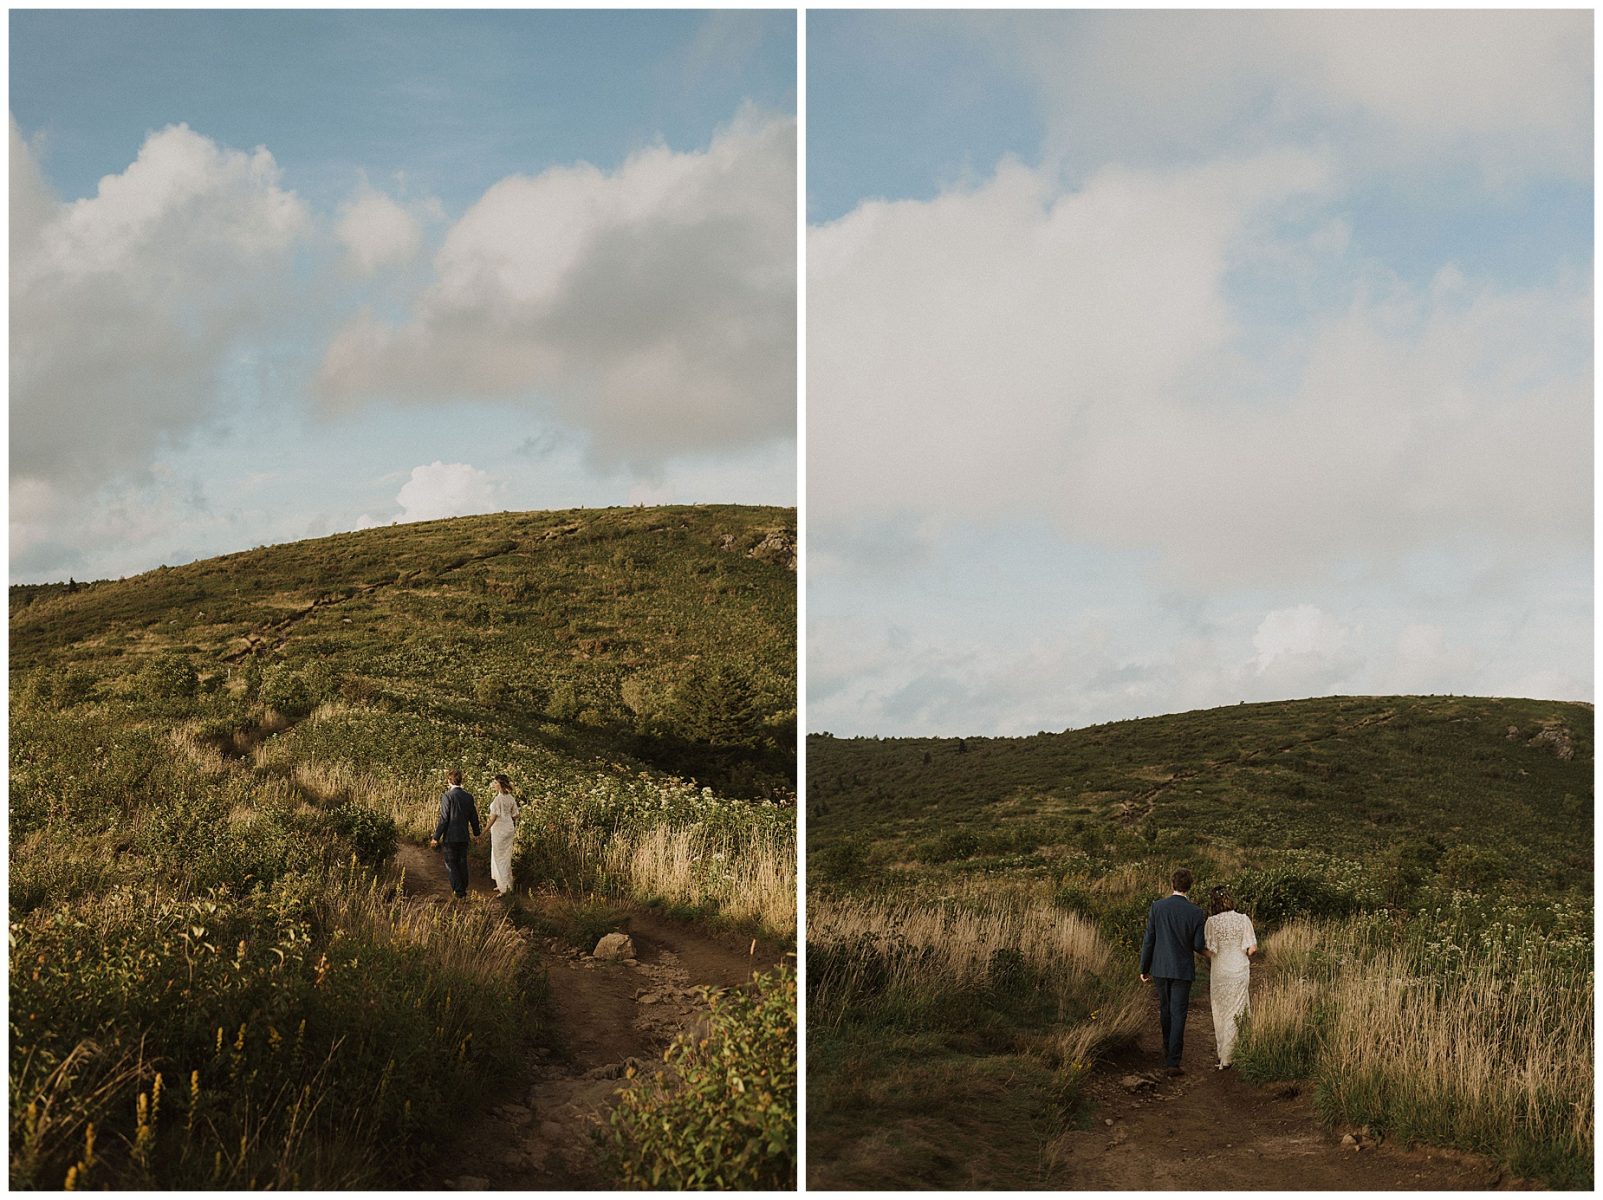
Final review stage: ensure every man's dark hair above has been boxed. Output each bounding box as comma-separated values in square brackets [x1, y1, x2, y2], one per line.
[447, 768, 463, 785]
[1171, 867, 1194, 894]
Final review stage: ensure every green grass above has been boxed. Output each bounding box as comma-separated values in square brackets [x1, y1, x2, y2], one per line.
[10, 504, 796, 1188]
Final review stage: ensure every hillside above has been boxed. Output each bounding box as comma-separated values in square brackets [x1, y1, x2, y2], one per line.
[14, 504, 796, 797]
[11, 504, 797, 1190]
[806, 695, 1591, 1190]
[808, 695, 1591, 893]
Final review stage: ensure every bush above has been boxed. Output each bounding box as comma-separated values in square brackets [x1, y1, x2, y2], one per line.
[257, 664, 310, 715]
[815, 841, 868, 884]
[607, 967, 796, 1189]
[1230, 864, 1361, 925]
[139, 655, 198, 700]
[915, 829, 980, 864]
[329, 803, 398, 868]
[1436, 843, 1504, 891]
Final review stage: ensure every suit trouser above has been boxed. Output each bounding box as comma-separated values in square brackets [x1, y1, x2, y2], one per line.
[1153, 976, 1192, 1066]
[442, 841, 470, 896]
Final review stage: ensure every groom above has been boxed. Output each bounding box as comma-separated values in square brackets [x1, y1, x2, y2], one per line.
[1139, 867, 1208, 1076]
[429, 768, 481, 899]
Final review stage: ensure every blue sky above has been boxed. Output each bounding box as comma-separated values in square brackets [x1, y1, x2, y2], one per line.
[11, 10, 796, 582]
[808, 10, 1592, 735]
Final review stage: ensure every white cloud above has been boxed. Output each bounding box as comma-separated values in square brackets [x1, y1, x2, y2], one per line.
[393, 461, 499, 523]
[335, 184, 422, 274]
[318, 109, 796, 466]
[1001, 10, 1591, 186]
[810, 154, 1591, 591]
[11, 120, 309, 506]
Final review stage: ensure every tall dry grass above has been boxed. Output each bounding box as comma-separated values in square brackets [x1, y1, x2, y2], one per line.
[603, 823, 796, 934]
[1239, 918, 1592, 1186]
[808, 893, 1144, 1065]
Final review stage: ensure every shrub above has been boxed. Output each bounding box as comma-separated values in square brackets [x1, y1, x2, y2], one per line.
[815, 840, 868, 884]
[329, 803, 398, 869]
[1230, 863, 1361, 925]
[139, 655, 198, 700]
[916, 829, 980, 864]
[1436, 843, 1504, 891]
[257, 664, 310, 715]
[607, 967, 796, 1190]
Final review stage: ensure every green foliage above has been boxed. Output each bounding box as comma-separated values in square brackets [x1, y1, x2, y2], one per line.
[139, 654, 198, 700]
[10, 866, 535, 1188]
[257, 664, 311, 715]
[329, 802, 398, 868]
[1437, 843, 1506, 891]
[668, 659, 767, 749]
[1229, 860, 1365, 925]
[915, 829, 980, 864]
[607, 967, 796, 1190]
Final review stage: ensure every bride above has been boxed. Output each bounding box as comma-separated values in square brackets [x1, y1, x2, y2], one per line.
[484, 773, 520, 897]
[1204, 885, 1257, 1070]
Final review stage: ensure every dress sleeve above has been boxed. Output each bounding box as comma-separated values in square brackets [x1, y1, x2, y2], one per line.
[1243, 915, 1257, 951]
[1204, 914, 1218, 953]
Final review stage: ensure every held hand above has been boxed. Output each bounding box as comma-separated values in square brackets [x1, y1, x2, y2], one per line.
[429, 838, 438, 849]
[1140, 973, 1150, 983]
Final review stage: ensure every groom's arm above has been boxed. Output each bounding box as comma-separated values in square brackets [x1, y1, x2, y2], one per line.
[1138, 906, 1156, 978]
[431, 794, 450, 843]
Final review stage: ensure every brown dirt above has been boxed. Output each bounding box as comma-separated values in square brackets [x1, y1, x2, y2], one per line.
[1046, 977, 1518, 1190]
[394, 844, 789, 1189]
[393, 840, 499, 901]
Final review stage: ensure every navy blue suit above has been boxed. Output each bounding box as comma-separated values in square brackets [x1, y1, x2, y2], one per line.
[1140, 893, 1207, 1067]
[433, 786, 480, 897]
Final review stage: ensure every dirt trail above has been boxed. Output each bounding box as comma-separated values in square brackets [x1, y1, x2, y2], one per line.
[1047, 975, 1514, 1190]
[394, 841, 787, 1189]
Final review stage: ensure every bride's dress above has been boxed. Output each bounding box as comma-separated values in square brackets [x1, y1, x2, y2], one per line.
[1205, 909, 1257, 1066]
[488, 794, 519, 894]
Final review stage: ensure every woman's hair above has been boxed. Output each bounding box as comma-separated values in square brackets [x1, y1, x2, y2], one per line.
[1209, 885, 1236, 916]
[493, 773, 511, 791]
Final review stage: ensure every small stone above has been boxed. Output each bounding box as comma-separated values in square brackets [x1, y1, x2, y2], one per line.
[1104, 1118, 1114, 1127]
[1120, 1074, 1155, 1093]
[1341, 1133, 1358, 1148]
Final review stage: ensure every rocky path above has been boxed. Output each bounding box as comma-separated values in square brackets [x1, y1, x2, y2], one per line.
[395, 841, 788, 1189]
[1046, 976, 1515, 1190]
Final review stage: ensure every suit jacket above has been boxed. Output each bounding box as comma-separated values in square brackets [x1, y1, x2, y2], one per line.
[1140, 894, 1208, 980]
[433, 786, 481, 844]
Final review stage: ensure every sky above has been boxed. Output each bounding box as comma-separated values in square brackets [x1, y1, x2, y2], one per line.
[10, 10, 797, 583]
[808, 10, 1593, 737]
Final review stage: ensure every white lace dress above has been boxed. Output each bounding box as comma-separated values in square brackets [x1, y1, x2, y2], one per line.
[486, 793, 519, 895]
[1205, 910, 1257, 1066]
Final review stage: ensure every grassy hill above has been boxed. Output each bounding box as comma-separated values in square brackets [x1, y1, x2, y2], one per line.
[14, 504, 796, 798]
[809, 695, 1591, 893]
[806, 696, 1592, 1189]
[10, 504, 796, 1189]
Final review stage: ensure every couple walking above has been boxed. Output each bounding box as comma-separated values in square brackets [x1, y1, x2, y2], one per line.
[1139, 867, 1258, 1075]
[428, 769, 521, 898]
